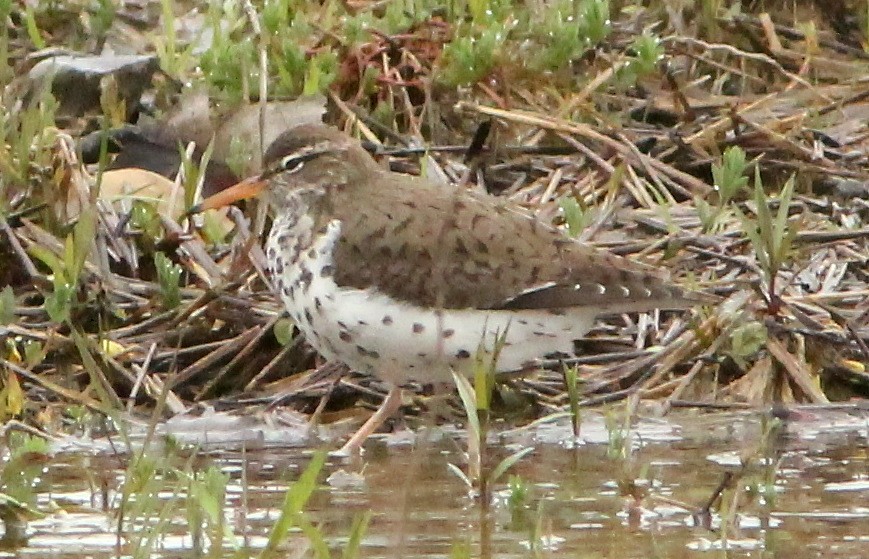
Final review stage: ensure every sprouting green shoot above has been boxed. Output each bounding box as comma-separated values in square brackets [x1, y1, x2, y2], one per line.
[154, 252, 182, 310]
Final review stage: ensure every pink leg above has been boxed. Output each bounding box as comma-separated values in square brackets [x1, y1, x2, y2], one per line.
[337, 385, 403, 455]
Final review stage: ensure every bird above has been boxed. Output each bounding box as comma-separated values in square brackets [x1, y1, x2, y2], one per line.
[192, 123, 711, 454]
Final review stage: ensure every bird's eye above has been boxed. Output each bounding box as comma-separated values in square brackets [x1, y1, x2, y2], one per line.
[280, 154, 305, 173]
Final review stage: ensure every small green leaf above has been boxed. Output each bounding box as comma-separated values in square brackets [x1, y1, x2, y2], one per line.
[507, 475, 530, 511]
[130, 201, 161, 239]
[446, 462, 473, 489]
[729, 321, 768, 363]
[630, 33, 662, 74]
[23, 341, 45, 367]
[560, 197, 588, 237]
[273, 318, 295, 346]
[0, 286, 14, 325]
[154, 252, 182, 309]
[263, 451, 326, 555]
[200, 211, 228, 245]
[23, 6, 45, 49]
[62, 235, 74, 282]
[297, 514, 330, 559]
[451, 371, 480, 441]
[712, 146, 749, 202]
[489, 447, 534, 486]
[44, 282, 74, 323]
[563, 363, 581, 437]
[468, 0, 490, 23]
[342, 511, 372, 559]
[72, 207, 96, 280]
[772, 176, 797, 265]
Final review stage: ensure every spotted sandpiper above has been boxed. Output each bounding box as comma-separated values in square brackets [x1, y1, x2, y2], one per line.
[194, 123, 710, 454]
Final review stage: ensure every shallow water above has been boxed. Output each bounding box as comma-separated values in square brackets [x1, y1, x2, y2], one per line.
[4, 407, 868, 558]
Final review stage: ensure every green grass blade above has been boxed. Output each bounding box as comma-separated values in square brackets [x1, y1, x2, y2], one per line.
[261, 451, 326, 557]
[489, 446, 534, 486]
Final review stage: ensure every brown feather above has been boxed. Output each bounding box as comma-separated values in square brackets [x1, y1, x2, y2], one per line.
[264, 124, 712, 313]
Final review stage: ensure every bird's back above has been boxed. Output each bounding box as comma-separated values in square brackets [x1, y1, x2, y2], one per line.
[328, 169, 699, 314]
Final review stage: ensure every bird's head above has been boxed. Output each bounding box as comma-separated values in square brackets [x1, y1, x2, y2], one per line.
[189, 123, 376, 213]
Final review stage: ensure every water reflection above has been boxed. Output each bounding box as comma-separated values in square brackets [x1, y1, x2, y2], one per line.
[3, 408, 867, 558]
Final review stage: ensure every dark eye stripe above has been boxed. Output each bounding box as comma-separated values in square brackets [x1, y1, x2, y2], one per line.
[284, 150, 325, 168]
[261, 149, 330, 179]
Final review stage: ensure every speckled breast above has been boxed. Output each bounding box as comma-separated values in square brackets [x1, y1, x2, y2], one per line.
[265, 210, 592, 386]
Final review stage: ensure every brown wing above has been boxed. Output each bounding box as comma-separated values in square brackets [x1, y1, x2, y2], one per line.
[329, 171, 704, 312]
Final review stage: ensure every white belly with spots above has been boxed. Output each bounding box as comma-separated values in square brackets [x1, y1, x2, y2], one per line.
[268, 218, 594, 385]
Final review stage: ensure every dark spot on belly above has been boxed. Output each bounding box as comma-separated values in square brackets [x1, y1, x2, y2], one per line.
[357, 346, 380, 359]
[441, 328, 455, 338]
[322, 337, 338, 355]
[339, 331, 352, 342]
[393, 217, 412, 234]
[533, 331, 556, 338]
[382, 315, 393, 325]
[412, 323, 424, 333]
[456, 349, 471, 359]
[320, 265, 334, 278]
[299, 268, 313, 290]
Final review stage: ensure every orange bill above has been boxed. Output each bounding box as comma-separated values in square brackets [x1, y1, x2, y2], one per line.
[187, 175, 269, 214]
